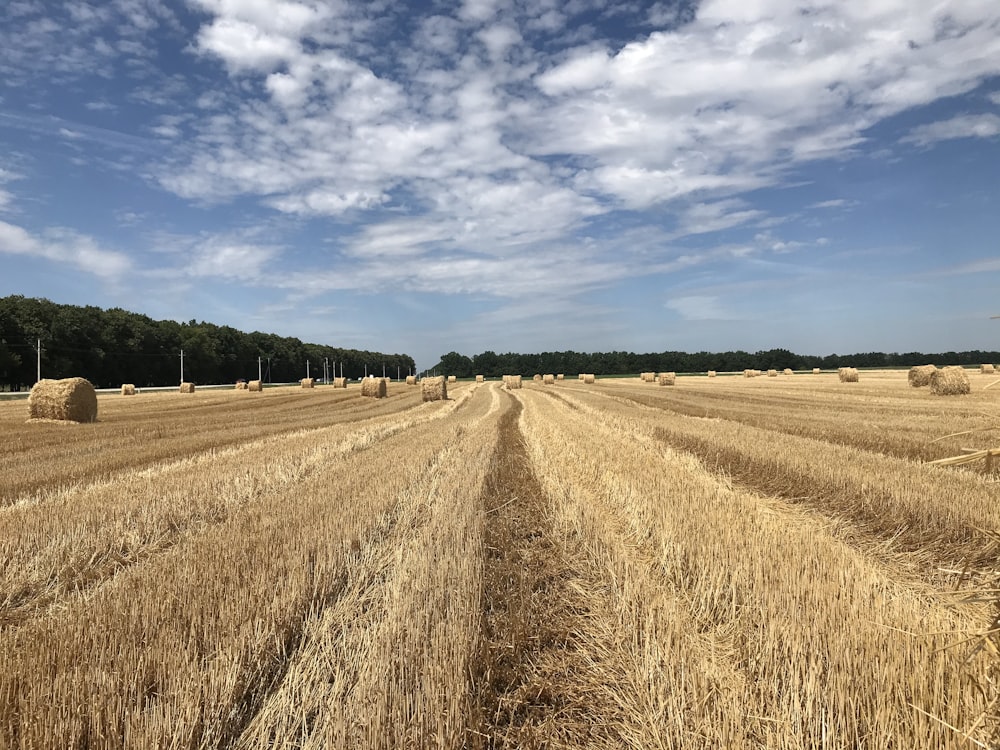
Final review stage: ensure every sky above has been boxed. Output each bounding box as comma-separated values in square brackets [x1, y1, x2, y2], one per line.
[1, 0, 999, 370]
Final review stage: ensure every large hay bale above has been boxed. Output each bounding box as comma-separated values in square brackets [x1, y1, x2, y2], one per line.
[533, 374, 542, 382]
[447, 375, 457, 383]
[908, 365, 937, 388]
[332, 377, 347, 388]
[361, 378, 387, 398]
[248, 379, 263, 392]
[743, 369, 753, 378]
[503, 375, 522, 390]
[557, 374, 564, 381]
[658, 372, 676, 386]
[812, 368, 821, 374]
[179, 382, 195, 393]
[301, 378, 315, 389]
[121, 383, 136, 396]
[707, 371, 717, 378]
[930, 366, 970, 396]
[543, 374, 555, 385]
[838, 367, 859, 383]
[767, 369, 778, 377]
[578, 374, 585, 381]
[476, 374, 485, 383]
[421, 375, 447, 401]
[28, 378, 98, 423]
[783, 368, 794, 376]
[641, 371, 655, 383]
[981, 364, 996, 374]
[583, 374, 595, 384]
[405, 375, 417, 385]
[235, 381, 248, 390]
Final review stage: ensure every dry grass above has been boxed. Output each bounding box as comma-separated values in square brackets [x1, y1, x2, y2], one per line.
[28, 377, 98, 423]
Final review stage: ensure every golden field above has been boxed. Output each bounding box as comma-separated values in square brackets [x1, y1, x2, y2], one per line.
[0, 370, 998, 749]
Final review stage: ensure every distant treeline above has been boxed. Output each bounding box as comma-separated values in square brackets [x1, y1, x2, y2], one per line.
[433, 348, 1000, 378]
[0, 296, 415, 390]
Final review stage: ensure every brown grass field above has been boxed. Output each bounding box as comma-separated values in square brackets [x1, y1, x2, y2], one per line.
[0, 370, 998, 748]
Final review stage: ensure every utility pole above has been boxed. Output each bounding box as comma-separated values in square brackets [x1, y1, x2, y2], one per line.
[267, 357, 271, 383]
[382, 363, 386, 379]
[364, 363, 367, 378]
[36, 338, 41, 383]
[397, 365, 400, 381]
[339, 361, 343, 378]
[325, 357, 329, 384]
[258, 356, 262, 382]
[306, 360, 310, 380]
[180, 349, 184, 384]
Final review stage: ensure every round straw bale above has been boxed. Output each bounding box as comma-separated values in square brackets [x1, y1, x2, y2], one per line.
[838, 367, 859, 383]
[447, 375, 457, 383]
[300, 378, 315, 389]
[361, 377, 387, 398]
[476, 374, 485, 383]
[783, 368, 794, 376]
[121, 383, 136, 396]
[179, 382, 195, 393]
[908, 364, 937, 388]
[405, 375, 417, 385]
[235, 381, 248, 390]
[583, 374, 595, 384]
[658, 372, 676, 386]
[707, 371, 717, 378]
[557, 374, 564, 380]
[812, 368, 821, 374]
[641, 371, 655, 382]
[332, 377, 347, 388]
[578, 374, 585, 381]
[421, 375, 447, 401]
[29, 378, 98, 423]
[248, 379, 263, 392]
[929, 366, 970, 396]
[743, 369, 753, 378]
[981, 364, 996, 374]
[533, 374, 542, 381]
[543, 374, 555, 385]
[767, 369, 778, 377]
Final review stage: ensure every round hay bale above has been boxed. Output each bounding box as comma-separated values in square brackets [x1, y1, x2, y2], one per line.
[908, 364, 937, 388]
[707, 371, 717, 378]
[248, 379, 263, 392]
[29, 378, 98, 423]
[812, 368, 821, 374]
[179, 382, 195, 393]
[405, 375, 417, 385]
[543, 374, 555, 385]
[743, 369, 753, 378]
[641, 371, 655, 383]
[447, 375, 457, 383]
[361, 377, 387, 398]
[981, 364, 996, 374]
[583, 374, 595, 384]
[783, 368, 794, 376]
[475, 374, 485, 383]
[930, 366, 970, 396]
[767, 369, 778, 377]
[557, 374, 564, 380]
[578, 374, 585, 381]
[421, 375, 447, 401]
[300, 378, 315, 389]
[235, 381, 248, 390]
[533, 374, 542, 382]
[838, 367, 859, 383]
[503, 375, 522, 390]
[658, 372, 676, 386]
[332, 377, 347, 388]
[121, 383, 136, 396]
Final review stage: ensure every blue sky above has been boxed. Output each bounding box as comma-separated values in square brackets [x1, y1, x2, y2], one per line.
[1, 0, 999, 369]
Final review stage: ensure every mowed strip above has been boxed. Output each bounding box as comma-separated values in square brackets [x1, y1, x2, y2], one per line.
[563, 385, 1000, 571]
[516, 388, 989, 748]
[0, 382, 428, 504]
[0, 383, 491, 749]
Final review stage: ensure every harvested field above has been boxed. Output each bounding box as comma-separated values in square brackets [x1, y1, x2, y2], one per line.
[1, 369, 995, 748]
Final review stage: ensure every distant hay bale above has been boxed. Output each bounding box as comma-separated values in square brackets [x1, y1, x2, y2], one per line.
[235, 381, 248, 390]
[248, 380, 263, 392]
[981, 364, 996, 374]
[743, 369, 753, 378]
[578, 374, 585, 381]
[812, 368, 821, 374]
[121, 383, 136, 396]
[583, 374, 595, 384]
[543, 374, 555, 385]
[557, 374, 564, 380]
[405, 375, 417, 385]
[179, 382, 195, 393]
[476, 374, 485, 383]
[707, 371, 717, 378]
[421, 375, 447, 401]
[641, 371, 655, 383]
[332, 377, 347, 388]
[783, 368, 794, 376]
[767, 369, 778, 377]
[838, 367, 859, 383]
[28, 378, 98, 423]
[503, 375, 522, 390]
[448, 375, 457, 383]
[658, 372, 676, 386]
[300, 378, 315, 389]
[533, 374, 542, 382]
[930, 366, 970, 396]
[361, 377, 387, 398]
[908, 364, 937, 388]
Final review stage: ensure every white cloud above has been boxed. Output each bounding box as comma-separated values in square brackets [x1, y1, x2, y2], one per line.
[0, 221, 131, 279]
[808, 199, 854, 209]
[902, 113, 1000, 146]
[666, 295, 728, 321]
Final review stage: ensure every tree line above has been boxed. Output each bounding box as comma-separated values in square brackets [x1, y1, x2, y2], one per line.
[433, 347, 1000, 379]
[0, 296, 415, 390]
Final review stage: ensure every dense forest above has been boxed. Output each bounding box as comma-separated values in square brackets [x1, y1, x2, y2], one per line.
[431, 347, 1000, 379]
[0, 296, 415, 390]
